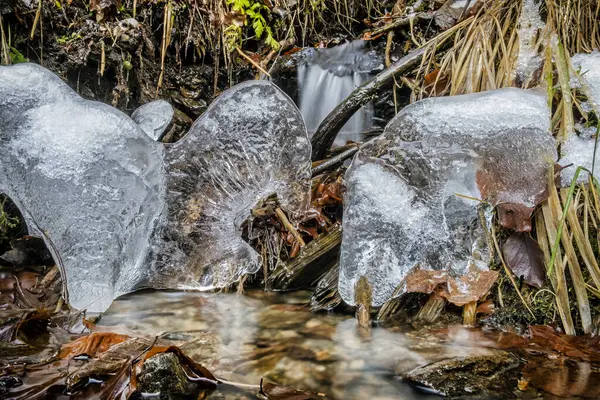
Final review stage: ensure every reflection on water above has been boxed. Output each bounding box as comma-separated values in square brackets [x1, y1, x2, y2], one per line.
[99, 290, 440, 399]
[99, 290, 600, 399]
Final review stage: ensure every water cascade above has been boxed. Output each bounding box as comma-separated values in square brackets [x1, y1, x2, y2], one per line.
[297, 41, 379, 146]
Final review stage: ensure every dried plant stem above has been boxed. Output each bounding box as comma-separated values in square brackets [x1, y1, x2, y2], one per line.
[235, 47, 271, 77]
[462, 301, 477, 326]
[415, 293, 446, 323]
[275, 208, 305, 247]
[30, 0, 42, 40]
[0, 15, 9, 65]
[491, 223, 535, 318]
[535, 212, 575, 335]
[156, 1, 173, 97]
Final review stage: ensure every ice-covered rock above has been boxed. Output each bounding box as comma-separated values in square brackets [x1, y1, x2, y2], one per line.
[154, 81, 311, 291]
[561, 51, 600, 185]
[131, 100, 174, 141]
[339, 88, 557, 306]
[0, 63, 311, 311]
[0, 64, 165, 312]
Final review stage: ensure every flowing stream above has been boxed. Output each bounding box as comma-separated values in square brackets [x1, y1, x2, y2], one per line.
[297, 41, 376, 145]
[96, 290, 525, 400]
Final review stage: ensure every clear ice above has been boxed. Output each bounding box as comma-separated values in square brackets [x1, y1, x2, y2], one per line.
[0, 63, 311, 312]
[131, 99, 174, 141]
[339, 88, 557, 306]
[154, 81, 312, 291]
[513, 0, 545, 85]
[561, 51, 600, 185]
[0, 63, 165, 312]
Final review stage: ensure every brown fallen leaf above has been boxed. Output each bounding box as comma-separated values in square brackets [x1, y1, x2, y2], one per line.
[65, 337, 152, 389]
[496, 203, 535, 232]
[502, 233, 545, 288]
[59, 331, 130, 358]
[404, 267, 498, 306]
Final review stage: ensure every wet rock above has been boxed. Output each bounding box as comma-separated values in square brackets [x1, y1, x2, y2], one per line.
[403, 350, 521, 397]
[170, 90, 208, 116]
[0, 236, 53, 267]
[138, 352, 194, 398]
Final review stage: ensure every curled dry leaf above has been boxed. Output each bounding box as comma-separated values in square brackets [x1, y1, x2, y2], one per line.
[59, 332, 131, 358]
[404, 267, 499, 306]
[65, 337, 152, 389]
[502, 233, 545, 288]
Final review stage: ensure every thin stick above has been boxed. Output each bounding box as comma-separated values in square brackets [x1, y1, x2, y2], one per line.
[235, 47, 271, 77]
[100, 40, 105, 77]
[491, 223, 535, 317]
[311, 145, 359, 176]
[0, 15, 9, 65]
[275, 208, 305, 247]
[30, 0, 42, 40]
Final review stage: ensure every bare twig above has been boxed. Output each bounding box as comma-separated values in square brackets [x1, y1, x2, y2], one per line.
[235, 46, 271, 77]
[312, 145, 359, 176]
[30, 0, 42, 40]
[275, 208, 305, 247]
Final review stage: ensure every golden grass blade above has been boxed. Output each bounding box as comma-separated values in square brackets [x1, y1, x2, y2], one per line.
[536, 211, 575, 334]
[491, 223, 535, 318]
[561, 187, 600, 290]
[546, 167, 593, 333]
[551, 36, 575, 140]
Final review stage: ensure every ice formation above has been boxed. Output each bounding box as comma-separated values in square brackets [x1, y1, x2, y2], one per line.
[155, 81, 312, 291]
[131, 100, 174, 141]
[513, 0, 545, 85]
[0, 63, 165, 312]
[561, 51, 600, 185]
[339, 88, 557, 306]
[0, 63, 311, 312]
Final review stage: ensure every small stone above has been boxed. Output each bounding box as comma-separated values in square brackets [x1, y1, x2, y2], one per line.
[403, 350, 520, 397]
[137, 352, 193, 398]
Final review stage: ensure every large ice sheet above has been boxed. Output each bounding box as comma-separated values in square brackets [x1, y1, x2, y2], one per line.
[561, 52, 600, 185]
[0, 63, 311, 312]
[339, 88, 557, 306]
[154, 81, 311, 291]
[0, 64, 166, 312]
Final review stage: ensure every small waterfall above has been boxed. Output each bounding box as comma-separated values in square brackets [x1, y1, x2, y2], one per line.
[297, 41, 376, 146]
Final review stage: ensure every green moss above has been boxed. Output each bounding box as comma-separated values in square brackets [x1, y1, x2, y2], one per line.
[0, 197, 19, 242]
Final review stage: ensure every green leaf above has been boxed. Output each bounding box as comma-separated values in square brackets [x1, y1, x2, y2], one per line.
[253, 18, 264, 38]
[9, 47, 29, 64]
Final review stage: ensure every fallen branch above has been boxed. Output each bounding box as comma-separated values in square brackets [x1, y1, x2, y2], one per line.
[311, 145, 359, 176]
[269, 225, 341, 289]
[310, 47, 426, 160]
